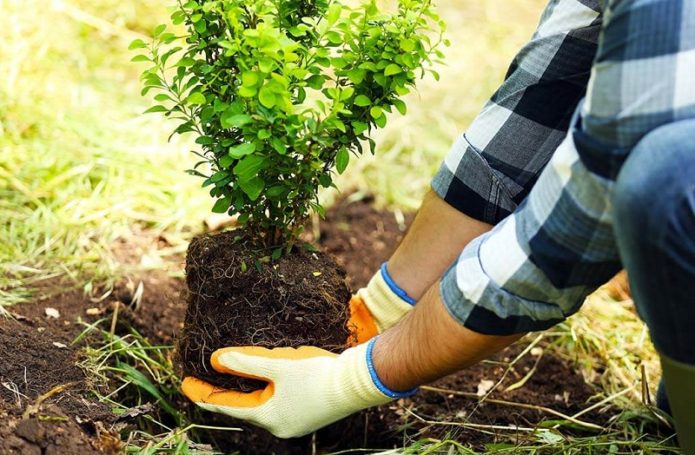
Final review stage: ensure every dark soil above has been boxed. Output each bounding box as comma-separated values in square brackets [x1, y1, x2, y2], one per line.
[179, 230, 352, 391]
[1, 195, 628, 454]
[0, 286, 117, 454]
[306, 193, 414, 289]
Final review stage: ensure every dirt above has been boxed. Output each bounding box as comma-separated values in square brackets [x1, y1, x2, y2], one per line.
[306, 193, 414, 289]
[0, 286, 118, 454]
[179, 231, 352, 391]
[0, 196, 624, 454]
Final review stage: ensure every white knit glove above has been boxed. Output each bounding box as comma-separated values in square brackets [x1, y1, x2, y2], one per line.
[181, 339, 416, 438]
[349, 263, 416, 344]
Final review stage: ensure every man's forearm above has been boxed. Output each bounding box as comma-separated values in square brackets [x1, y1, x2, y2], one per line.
[373, 282, 523, 391]
[387, 190, 492, 301]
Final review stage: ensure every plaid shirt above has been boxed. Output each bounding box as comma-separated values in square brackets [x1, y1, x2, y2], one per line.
[434, 0, 695, 335]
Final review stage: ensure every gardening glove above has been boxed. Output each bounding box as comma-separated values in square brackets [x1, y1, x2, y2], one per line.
[348, 263, 416, 345]
[181, 338, 417, 439]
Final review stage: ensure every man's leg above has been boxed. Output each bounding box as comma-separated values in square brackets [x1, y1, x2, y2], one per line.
[613, 119, 695, 453]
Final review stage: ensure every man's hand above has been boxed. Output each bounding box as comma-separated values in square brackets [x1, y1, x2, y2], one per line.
[347, 263, 415, 345]
[181, 341, 413, 439]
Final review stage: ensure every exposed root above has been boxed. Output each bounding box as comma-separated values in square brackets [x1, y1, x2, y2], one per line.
[178, 230, 352, 391]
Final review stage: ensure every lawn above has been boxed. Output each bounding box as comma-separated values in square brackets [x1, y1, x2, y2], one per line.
[0, 0, 677, 453]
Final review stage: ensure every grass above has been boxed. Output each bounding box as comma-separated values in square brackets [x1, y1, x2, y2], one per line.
[77, 318, 240, 454]
[0, 0, 674, 453]
[0, 0, 209, 309]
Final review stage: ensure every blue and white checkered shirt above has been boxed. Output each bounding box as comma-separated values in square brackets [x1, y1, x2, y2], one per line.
[433, 0, 695, 335]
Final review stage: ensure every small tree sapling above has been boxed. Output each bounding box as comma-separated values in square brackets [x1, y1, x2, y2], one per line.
[132, 0, 446, 253]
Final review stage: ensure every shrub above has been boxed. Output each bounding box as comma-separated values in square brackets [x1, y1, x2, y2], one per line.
[132, 0, 446, 251]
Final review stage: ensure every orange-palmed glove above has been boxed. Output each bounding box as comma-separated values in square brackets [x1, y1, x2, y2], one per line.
[348, 263, 416, 344]
[181, 339, 417, 439]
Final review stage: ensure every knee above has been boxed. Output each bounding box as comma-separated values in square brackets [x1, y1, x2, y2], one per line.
[613, 119, 695, 239]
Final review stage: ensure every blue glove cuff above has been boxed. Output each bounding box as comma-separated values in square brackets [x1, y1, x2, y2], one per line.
[365, 338, 418, 399]
[380, 263, 416, 306]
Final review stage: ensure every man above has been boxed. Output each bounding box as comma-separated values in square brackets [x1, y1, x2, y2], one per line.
[182, 0, 695, 451]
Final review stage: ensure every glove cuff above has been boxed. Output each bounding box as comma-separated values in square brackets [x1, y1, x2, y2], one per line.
[379, 263, 416, 305]
[365, 338, 418, 398]
[337, 340, 417, 411]
[357, 263, 415, 332]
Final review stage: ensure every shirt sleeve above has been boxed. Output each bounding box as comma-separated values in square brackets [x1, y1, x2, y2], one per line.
[439, 106, 622, 334]
[439, 0, 695, 335]
[432, 0, 603, 225]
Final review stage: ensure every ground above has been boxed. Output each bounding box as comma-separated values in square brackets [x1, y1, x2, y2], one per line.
[0, 198, 678, 454]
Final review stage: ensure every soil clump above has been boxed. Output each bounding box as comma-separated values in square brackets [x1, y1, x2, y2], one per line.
[178, 230, 352, 391]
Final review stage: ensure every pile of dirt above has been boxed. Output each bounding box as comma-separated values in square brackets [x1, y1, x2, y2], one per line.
[0, 196, 621, 454]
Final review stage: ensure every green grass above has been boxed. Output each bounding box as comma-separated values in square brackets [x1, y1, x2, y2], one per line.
[0, 0, 210, 307]
[0, 0, 675, 453]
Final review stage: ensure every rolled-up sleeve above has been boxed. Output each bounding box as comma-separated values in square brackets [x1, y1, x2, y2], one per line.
[432, 0, 602, 225]
[439, 0, 695, 335]
[440, 114, 622, 334]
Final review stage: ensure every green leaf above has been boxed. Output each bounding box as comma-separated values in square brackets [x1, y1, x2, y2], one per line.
[346, 69, 366, 84]
[238, 177, 264, 201]
[154, 93, 172, 102]
[210, 170, 228, 183]
[195, 136, 214, 145]
[212, 197, 231, 213]
[335, 148, 349, 174]
[221, 112, 252, 129]
[238, 85, 257, 97]
[352, 121, 368, 135]
[143, 105, 168, 114]
[228, 143, 256, 158]
[233, 155, 265, 180]
[258, 58, 274, 73]
[384, 64, 402, 76]
[399, 38, 416, 52]
[305, 74, 325, 90]
[370, 106, 383, 119]
[326, 3, 341, 24]
[325, 31, 342, 44]
[318, 174, 332, 188]
[130, 54, 151, 63]
[242, 71, 259, 87]
[176, 57, 195, 67]
[194, 20, 207, 34]
[153, 24, 166, 38]
[393, 99, 407, 115]
[186, 91, 206, 105]
[219, 154, 234, 169]
[270, 138, 286, 154]
[353, 95, 371, 107]
[339, 87, 355, 101]
[128, 39, 147, 50]
[258, 86, 276, 108]
[267, 185, 287, 198]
